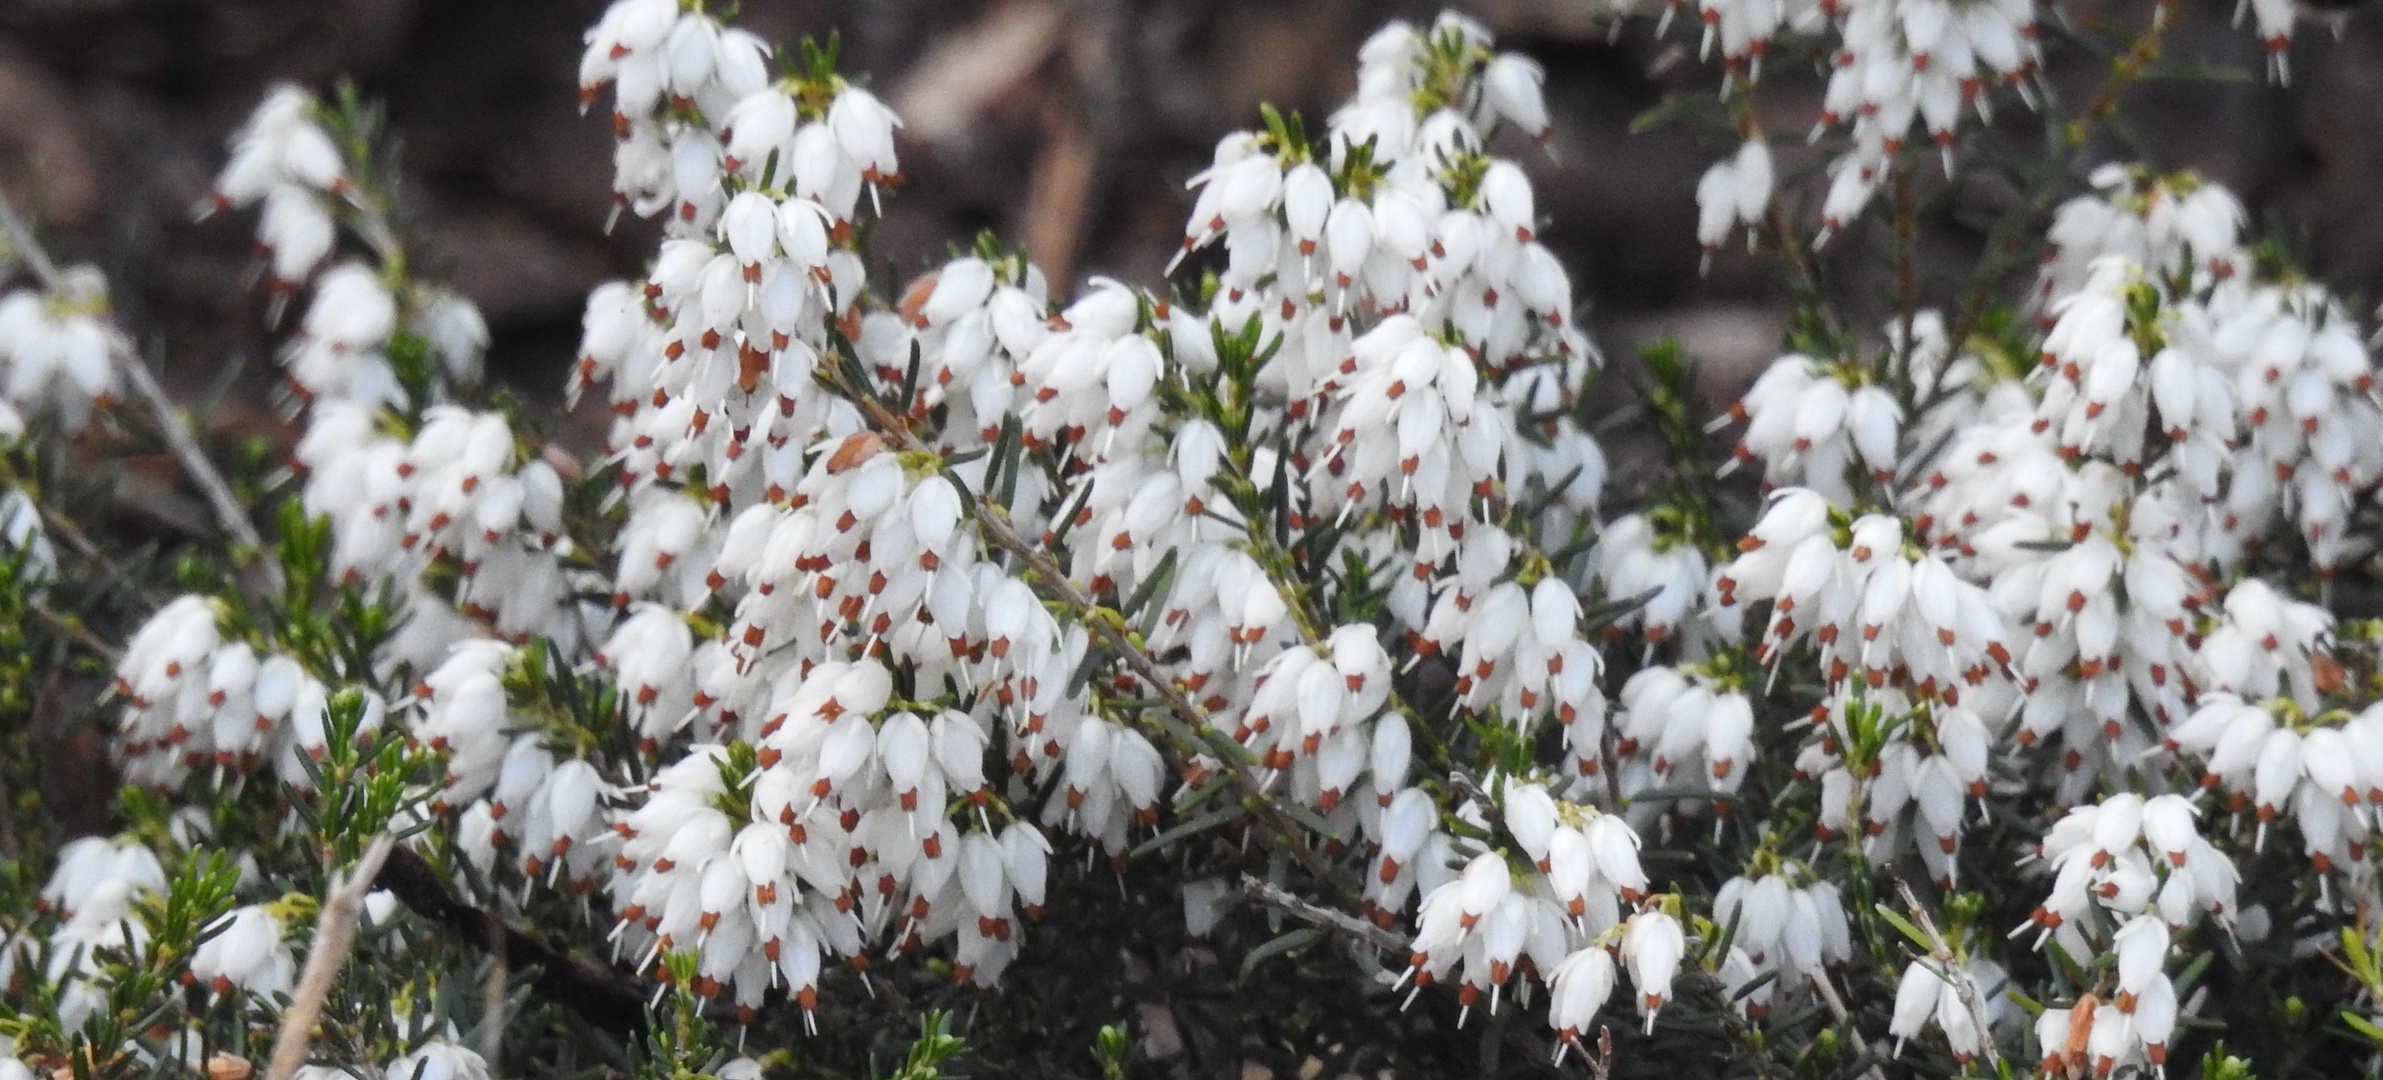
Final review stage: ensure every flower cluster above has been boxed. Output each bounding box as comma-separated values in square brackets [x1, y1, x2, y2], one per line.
[1605, 665, 1758, 813]
[1661, 0, 2045, 245]
[1886, 953, 2019, 1065]
[0, 264, 122, 432]
[1582, 513, 1708, 646]
[1694, 139, 1774, 263]
[2014, 793, 2231, 1074]
[1709, 869, 1853, 1021]
[111, 82, 577, 815]
[1394, 789, 1691, 1051]
[185, 905, 294, 999]
[114, 594, 342, 789]
[202, 84, 349, 293]
[12, 838, 167, 1032]
[1717, 359, 1900, 505]
[552, 4, 1653, 1025]
[19, 1, 2383, 1077]
[296, 400, 589, 653]
[426, 643, 618, 891]
[2164, 691, 2383, 875]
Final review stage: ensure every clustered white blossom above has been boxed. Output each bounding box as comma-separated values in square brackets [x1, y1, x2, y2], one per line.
[29, 0, 2383, 1074]
[201, 84, 349, 293]
[1717, 357, 1900, 504]
[296, 399, 592, 653]
[7, 837, 167, 1032]
[1628, 0, 2316, 265]
[1658, 0, 2046, 245]
[1885, 952, 2020, 1065]
[1604, 665, 1758, 814]
[1697, 155, 2379, 1070]
[1398, 785, 1657, 1032]
[556, 5, 1673, 1035]
[1695, 139, 1774, 264]
[116, 83, 602, 818]
[2164, 690, 2383, 878]
[2004, 792, 2234, 1075]
[1702, 491, 2016, 882]
[115, 593, 345, 788]
[1583, 512, 1708, 646]
[430, 642, 617, 891]
[0, 264, 122, 433]
[1891, 169, 2378, 800]
[1709, 869, 1855, 1021]
[186, 904, 295, 1000]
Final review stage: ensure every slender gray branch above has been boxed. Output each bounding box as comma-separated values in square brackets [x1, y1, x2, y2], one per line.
[0, 193, 280, 592]
[1239, 872, 1407, 953]
[265, 834, 396, 1080]
[1893, 876, 2002, 1070]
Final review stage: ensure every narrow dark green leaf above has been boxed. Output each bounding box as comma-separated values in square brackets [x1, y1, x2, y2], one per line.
[1129, 804, 1243, 859]
[1046, 476, 1098, 551]
[1238, 928, 1324, 983]
[992, 413, 1024, 510]
[1580, 585, 1664, 632]
[1121, 547, 1179, 621]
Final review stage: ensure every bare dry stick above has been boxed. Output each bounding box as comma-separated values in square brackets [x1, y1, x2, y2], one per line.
[1893, 876, 2001, 1070]
[1239, 872, 1407, 953]
[27, 600, 123, 663]
[0, 193, 280, 592]
[265, 834, 397, 1080]
[121, 356, 279, 585]
[478, 908, 509, 1063]
[1809, 966, 1889, 1080]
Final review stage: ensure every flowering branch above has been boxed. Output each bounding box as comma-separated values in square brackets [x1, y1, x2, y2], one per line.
[1890, 876, 2001, 1071]
[1943, 7, 2177, 353]
[0, 193, 279, 591]
[6, 4, 2375, 1078]
[828, 368, 1344, 888]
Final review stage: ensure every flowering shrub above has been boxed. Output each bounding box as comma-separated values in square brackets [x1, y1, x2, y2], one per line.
[0, 1, 2380, 1078]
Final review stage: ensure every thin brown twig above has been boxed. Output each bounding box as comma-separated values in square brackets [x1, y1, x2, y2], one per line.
[479, 910, 509, 1064]
[121, 355, 280, 586]
[27, 600, 122, 663]
[1892, 876, 2002, 1070]
[265, 833, 396, 1080]
[1891, 163, 1921, 395]
[0, 193, 280, 593]
[369, 843, 646, 1032]
[1239, 872, 1407, 953]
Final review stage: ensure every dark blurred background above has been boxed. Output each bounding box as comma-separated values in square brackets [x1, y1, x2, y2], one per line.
[1, 0, 2379, 440]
